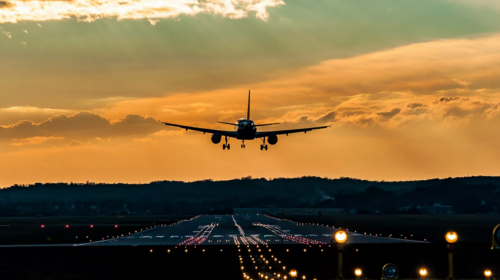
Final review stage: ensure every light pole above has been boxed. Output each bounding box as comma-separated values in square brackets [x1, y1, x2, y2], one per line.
[445, 231, 458, 280]
[484, 269, 492, 280]
[354, 268, 362, 279]
[334, 230, 348, 280]
[419, 268, 428, 279]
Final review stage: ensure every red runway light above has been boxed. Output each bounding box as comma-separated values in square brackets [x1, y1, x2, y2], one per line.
[65, 225, 69, 228]
[90, 225, 94, 228]
[41, 225, 45, 228]
[115, 225, 118, 228]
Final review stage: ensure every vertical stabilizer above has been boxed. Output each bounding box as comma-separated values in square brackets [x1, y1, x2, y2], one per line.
[247, 90, 251, 120]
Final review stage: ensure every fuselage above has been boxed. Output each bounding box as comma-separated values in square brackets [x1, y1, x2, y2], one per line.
[235, 118, 257, 140]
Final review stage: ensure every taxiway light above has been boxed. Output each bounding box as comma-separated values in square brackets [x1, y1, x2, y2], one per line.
[335, 231, 348, 243]
[289, 270, 297, 277]
[484, 270, 492, 278]
[355, 268, 362, 277]
[446, 231, 458, 243]
[419, 268, 428, 278]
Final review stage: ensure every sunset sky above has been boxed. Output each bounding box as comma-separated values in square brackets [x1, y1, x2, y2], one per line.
[2, 0, 500, 187]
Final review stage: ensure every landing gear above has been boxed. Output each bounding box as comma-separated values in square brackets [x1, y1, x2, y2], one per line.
[241, 140, 245, 149]
[222, 136, 230, 150]
[260, 138, 268, 151]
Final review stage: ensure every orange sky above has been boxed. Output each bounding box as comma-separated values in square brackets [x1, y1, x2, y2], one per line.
[1, 0, 500, 187]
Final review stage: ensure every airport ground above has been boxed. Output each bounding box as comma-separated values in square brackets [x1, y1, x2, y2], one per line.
[0, 214, 498, 279]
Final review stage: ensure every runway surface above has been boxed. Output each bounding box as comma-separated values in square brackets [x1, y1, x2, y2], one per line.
[79, 214, 425, 246]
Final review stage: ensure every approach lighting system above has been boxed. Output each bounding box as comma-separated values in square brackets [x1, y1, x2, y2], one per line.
[355, 268, 362, 277]
[334, 231, 348, 243]
[484, 269, 492, 278]
[419, 268, 428, 278]
[290, 269, 298, 277]
[445, 231, 458, 243]
[382, 263, 399, 279]
[492, 224, 500, 249]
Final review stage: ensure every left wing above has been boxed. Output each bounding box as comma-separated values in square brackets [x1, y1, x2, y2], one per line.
[163, 122, 237, 137]
[255, 125, 329, 137]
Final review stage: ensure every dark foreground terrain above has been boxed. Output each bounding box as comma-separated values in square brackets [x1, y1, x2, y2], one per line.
[0, 243, 498, 280]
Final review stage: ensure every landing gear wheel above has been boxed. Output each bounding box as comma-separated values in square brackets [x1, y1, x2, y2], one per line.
[265, 145, 268, 150]
[223, 136, 230, 150]
[260, 145, 263, 150]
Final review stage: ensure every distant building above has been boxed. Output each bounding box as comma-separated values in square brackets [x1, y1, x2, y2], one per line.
[422, 203, 454, 214]
[233, 207, 346, 215]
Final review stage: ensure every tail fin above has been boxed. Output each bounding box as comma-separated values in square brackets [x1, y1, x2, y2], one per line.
[247, 90, 251, 120]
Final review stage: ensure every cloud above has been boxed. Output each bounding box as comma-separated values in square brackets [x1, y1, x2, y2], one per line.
[0, 0, 285, 24]
[0, 1, 14, 9]
[377, 108, 401, 121]
[10, 136, 64, 146]
[0, 112, 164, 143]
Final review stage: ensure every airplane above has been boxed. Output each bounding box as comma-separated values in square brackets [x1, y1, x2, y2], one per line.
[162, 91, 329, 150]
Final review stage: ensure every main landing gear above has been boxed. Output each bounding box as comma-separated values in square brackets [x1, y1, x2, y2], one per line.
[260, 137, 268, 151]
[222, 136, 230, 150]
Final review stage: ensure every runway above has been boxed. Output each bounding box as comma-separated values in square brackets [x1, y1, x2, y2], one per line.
[79, 214, 425, 246]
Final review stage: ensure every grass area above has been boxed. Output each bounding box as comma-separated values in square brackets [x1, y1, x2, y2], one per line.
[0, 215, 193, 226]
[275, 214, 500, 244]
[0, 215, 192, 245]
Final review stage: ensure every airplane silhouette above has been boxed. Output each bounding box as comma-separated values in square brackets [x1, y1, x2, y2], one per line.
[162, 91, 329, 150]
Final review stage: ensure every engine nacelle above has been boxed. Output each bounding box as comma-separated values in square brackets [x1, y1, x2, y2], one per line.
[268, 135, 278, 145]
[211, 134, 222, 144]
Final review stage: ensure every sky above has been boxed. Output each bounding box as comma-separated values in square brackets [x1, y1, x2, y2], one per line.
[1, 0, 500, 187]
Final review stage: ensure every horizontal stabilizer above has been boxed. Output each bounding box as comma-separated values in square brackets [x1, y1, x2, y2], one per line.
[218, 121, 238, 126]
[255, 123, 281, 127]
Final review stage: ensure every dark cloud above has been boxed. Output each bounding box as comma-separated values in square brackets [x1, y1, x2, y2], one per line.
[0, 1, 15, 8]
[377, 108, 401, 121]
[433, 97, 468, 104]
[0, 112, 163, 142]
[316, 111, 337, 123]
[406, 103, 427, 110]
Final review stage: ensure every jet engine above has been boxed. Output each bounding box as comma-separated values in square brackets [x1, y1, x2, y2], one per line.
[268, 135, 278, 145]
[211, 134, 222, 144]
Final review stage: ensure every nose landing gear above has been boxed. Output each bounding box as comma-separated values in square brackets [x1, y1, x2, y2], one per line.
[260, 137, 268, 151]
[241, 140, 245, 149]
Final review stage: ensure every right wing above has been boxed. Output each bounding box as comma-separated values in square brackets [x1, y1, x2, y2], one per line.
[163, 122, 237, 137]
[255, 125, 329, 137]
